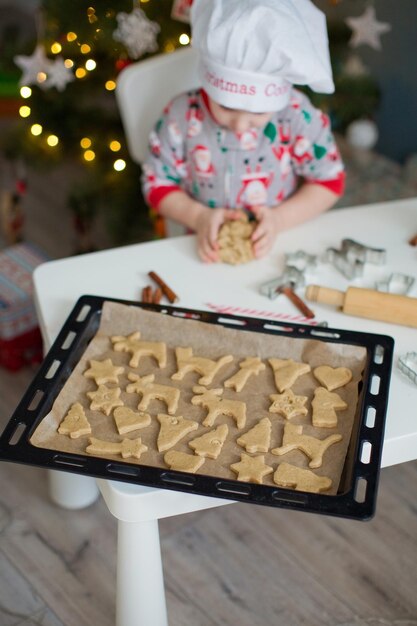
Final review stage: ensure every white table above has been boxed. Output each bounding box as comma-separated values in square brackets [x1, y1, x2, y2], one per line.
[33, 198, 417, 626]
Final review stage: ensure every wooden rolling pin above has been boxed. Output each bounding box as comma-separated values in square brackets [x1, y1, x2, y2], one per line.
[305, 284, 417, 329]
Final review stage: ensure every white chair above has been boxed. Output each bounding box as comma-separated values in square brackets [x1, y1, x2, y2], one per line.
[116, 46, 200, 237]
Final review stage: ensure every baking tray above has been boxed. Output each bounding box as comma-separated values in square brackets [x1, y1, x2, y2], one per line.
[0, 295, 394, 520]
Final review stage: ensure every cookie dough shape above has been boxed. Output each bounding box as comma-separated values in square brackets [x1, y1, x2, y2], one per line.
[313, 365, 352, 391]
[273, 462, 332, 493]
[87, 384, 123, 416]
[237, 417, 271, 453]
[272, 423, 342, 469]
[157, 414, 199, 452]
[126, 373, 180, 415]
[164, 450, 205, 473]
[217, 217, 256, 265]
[172, 347, 233, 385]
[269, 389, 309, 420]
[224, 357, 266, 392]
[58, 403, 92, 439]
[86, 436, 148, 460]
[268, 359, 311, 392]
[111, 331, 167, 368]
[83, 358, 124, 386]
[312, 387, 347, 428]
[188, 424, 229, 459]
[113, 406, 151, 435]
[230, 453, 273, 485]
[191, 386, 247, 429]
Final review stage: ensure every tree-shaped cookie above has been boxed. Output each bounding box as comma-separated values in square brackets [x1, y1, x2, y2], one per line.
[273, 462, 332, 493]
[113, 407, 151, 435]
[230, 453, 273, 484]
[172, 347, 233, 385]
[126, 373, 180, 415]
[313, 366, 352, 391]
[83, 358, 124, 385]
[189, 424, 229, 459]
[268, 358, 311, 392]
[87, 384, 123, 416]
[272, 423, 342, 469]
[164, 450, 205, 473]
[191, 385, 246, 429]
[58, 403, 92, 438]
[237, 417, 271, 453]
[111, 331, 167, 368]
[157, 414, 199, 452]
[269, 389, 308, 420]
[224, 357, 266, 392]
[86, 436, 148, 460]
[312, 387, 347, 428]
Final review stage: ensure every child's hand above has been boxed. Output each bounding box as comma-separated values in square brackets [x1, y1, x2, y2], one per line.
[195, 207, 241, 263]
[250, 205, 282, 258]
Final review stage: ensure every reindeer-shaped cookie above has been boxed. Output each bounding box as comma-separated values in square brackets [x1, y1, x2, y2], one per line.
[272, 423, 342, 469]
[191, 386, 246, 429]
[111, 332, 167, 368]
[126, 373, 180, 415]
[172, 347, 233, 385]
[224, 357, 265, 392]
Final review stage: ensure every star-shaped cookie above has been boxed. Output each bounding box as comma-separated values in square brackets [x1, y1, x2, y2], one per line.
[230, 453, 273, 484]
[269, 389, 308, 420]
[84, 358, 124, 386]
[87, 384, 123, 416]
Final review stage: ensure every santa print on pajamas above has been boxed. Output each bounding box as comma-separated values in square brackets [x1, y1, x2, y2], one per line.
[142, 88, 344, 213]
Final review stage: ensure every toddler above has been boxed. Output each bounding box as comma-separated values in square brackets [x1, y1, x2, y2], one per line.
[142, 0, 345, 262]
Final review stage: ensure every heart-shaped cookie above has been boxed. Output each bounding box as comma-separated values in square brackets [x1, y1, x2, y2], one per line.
[113, 406, 151, 435]
[313, 365, 352, 391]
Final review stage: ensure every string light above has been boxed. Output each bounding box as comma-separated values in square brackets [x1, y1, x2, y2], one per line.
[51, 42, 62, 54]
[85, 59, 96, 71]
[109, 140, 121, 152]
[80, 44, 91, 54]
[164, 41, 175, 53]
[80, 137, 92, 149]
[47, 135, 59, 147]
[19, 105, 31, 118]
[20, 86, 32, 98]
[30, 124, 43, 136]
[179, 34, 190, 45]
[64, 59, 74, 68]
[67, 32, 77, 42]
[113, 159, 126, 171]
[105, 80, 116, 91]
[37, 72, 47, 84]
[84, 149, 95, 161]
[75, 68, 87, 79]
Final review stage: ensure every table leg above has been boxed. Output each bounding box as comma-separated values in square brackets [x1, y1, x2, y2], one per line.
[48, 470, 100, 509]
[117, 518, 168, 626]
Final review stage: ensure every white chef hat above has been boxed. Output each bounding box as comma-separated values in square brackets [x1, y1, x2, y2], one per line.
[191, 0, 334, 113]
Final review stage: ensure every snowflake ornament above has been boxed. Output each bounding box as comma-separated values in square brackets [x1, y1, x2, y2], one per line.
[14, 44, 52, 87]
[44, 57, 75, 91]
[113, 8, 160, 59]
[346, 6, 391, 51]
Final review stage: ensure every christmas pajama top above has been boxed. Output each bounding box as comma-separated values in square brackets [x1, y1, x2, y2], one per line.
[142, 88, 345, 212]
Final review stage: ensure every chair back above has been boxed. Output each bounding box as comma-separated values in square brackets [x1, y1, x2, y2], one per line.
[116, 46, 200, 164]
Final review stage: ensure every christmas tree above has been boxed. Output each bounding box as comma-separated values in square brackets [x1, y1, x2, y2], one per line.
[3, 0, 190, 251]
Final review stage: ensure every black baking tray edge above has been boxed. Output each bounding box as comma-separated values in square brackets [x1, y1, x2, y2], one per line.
[0, 295, 394, 521]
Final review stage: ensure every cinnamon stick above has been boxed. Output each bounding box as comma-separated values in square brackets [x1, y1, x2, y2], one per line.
[141, 285, 153, 303]
[148, 271, 179, 303]
[279, 285, 315, 319]
[409, 234, 417, 247]
[152, 287, 162, 304]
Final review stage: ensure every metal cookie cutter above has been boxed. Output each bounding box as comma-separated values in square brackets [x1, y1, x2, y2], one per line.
[376, 272, 415, 295]
[323, 238, 386, 279]
[398, 352, 417, 385]
[284, 250, 318, 272]
[260, 265, 305, 300]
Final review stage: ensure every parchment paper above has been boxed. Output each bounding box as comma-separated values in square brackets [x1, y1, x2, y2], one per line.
[31, 301, 367, 495]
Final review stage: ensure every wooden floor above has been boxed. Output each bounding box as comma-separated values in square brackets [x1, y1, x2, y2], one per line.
[1, 137, 417, 626]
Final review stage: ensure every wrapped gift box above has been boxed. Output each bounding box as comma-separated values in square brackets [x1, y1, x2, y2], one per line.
[0, 243, 48, 370]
